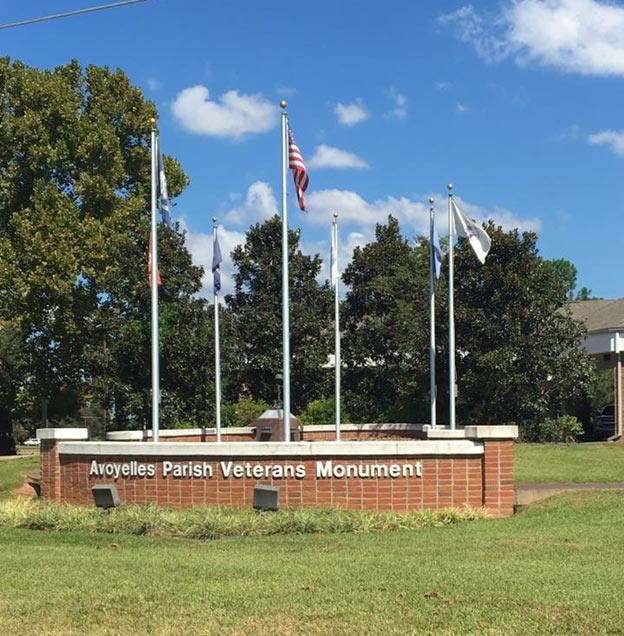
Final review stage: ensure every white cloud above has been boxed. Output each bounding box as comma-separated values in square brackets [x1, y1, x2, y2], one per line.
[183, 182, 541, 295]
[456, 102, 469, 113]
[306, 189, 428, 232]
[386, 88, 408, 119]
[223, 181, 279, 226]
[171, 85, 279, 140]
[307, 145, 370, 169]
[588, 129, 624, 155]
[306, 188, 541, 235]
[334, 100, 369, 126]
[436, 80, 452, 90]
[439, 0, 624, 76]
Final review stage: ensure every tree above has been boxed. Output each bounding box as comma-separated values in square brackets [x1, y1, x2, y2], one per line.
[341, 216, 430, 421]
[0, 58, 203, 441]
[227, 216, 332, 411]
[442, 224, 595, 425]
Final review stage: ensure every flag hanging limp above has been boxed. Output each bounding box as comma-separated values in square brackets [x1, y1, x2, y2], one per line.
[451, 198, 491, 264]
[157, 142, 171, 227]
[212, 231, 222, 294]
[330, 223, 339, 288]
[288, 126, 309, 211]
[432, 216, 443, 278]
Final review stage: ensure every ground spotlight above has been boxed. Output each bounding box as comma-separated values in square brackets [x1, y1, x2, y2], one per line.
[92, 484, 120, 513]
[253, 484, 279, 512]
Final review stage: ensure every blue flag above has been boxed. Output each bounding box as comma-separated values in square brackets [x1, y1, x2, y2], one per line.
[212, 232, 222, 294]
[157, 144, 171, 227]
[432, 217, 442, 279]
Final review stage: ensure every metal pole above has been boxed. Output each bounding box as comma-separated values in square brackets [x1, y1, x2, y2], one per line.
[213, 219, 222, 443]
[617, 333, 622, 438]
[280, 103, 291, 441]
[332, 213, 341, 441]
[429, 198, 437, 429]
[448, 184, 456, 430]
[150, 124, 160, 442]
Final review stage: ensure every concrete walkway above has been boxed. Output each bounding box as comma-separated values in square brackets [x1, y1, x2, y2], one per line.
[515, 482, 624, 506]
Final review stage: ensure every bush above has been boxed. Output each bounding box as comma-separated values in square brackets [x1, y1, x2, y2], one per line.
[221, 398, 270, 428]
[299, 398, 350, 426]
[521, 415, 584, 443]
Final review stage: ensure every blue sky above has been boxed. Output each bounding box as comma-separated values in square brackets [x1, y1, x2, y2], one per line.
[4, 0, 624, 299]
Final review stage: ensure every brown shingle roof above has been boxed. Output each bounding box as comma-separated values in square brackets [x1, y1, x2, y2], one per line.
[565, 299, 624, 333]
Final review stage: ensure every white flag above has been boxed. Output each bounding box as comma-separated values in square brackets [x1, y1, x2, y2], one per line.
[330, 223, 339, 288]
[451, 198, 491, 264]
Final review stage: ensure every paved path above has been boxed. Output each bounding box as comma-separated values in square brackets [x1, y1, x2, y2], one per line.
[515, 482, 624, 505]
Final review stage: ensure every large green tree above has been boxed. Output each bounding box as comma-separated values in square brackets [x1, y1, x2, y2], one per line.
[341, 216, 430, 421]
[227, 216, 333, 411]
[439, 224, 595, 425]
[0, 58, 206, 440]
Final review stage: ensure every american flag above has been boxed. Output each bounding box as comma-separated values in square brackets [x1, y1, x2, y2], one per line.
[148, 232, 162, 287]
[288, 126, 309, 212]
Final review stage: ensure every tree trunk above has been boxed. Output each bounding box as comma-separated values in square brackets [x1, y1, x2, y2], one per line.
[0, 406, 17, 455]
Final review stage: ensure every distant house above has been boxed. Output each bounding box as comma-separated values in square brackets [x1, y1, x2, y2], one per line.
[566, 299, 624, 438]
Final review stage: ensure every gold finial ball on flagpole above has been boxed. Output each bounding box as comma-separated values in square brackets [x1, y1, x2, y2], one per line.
[150, 117, 156, 127]
[333, 212, 339, 219]
[447, 183, 453, 192]
[212, 216, 218, 224]
[280, 100, 287, 109]
[429, 197, 434, 205]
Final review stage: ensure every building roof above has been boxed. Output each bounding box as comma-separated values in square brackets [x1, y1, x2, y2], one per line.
[566, 299, 624, 333]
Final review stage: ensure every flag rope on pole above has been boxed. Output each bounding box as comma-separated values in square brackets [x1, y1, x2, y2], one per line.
[212, 218, 223, 443]
[280, 102, 291, 441]
[150, 122, 160, 442]
[331, 213, 341, 441]
[429, 197, 437, 429]
[448, 184, 456, 430]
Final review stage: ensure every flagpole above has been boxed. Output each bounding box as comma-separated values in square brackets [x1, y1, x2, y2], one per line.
[332, 213, 341, 441]
[150, 120, 160, 442]
[447, 184, 456, 430]
[429, 197, 437, 429]
[280, 101, 291, 442]
[213, 217, 222, 443]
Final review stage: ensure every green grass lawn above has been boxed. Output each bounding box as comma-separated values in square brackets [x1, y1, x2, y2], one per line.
[0, 455, 38, 500]
[1, 446, 624, 634]
[514, 442, 624, 483]
[1, 491, 623, 636]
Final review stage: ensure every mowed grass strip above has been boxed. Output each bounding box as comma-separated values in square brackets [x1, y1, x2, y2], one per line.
[1, 491, 623, 636]
[514, 442, 624, 483]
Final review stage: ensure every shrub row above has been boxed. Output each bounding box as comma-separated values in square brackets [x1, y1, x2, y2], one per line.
[0, 499, 486, 540]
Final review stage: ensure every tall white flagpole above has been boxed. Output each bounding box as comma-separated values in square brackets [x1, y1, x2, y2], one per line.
[150, 120, 160, 442]
[280, 102, 291, 442]
[212, 218, 222, 443]
[447, 184, 456, 430]
[429, 197, 437, 429]
[332, 213, 341, 441]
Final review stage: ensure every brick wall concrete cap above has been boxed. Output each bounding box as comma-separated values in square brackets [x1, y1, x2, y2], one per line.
[304, 423, 424, 433]
[106, 431, 145, 441]
[106, 427, 254, 440]
[37, 428, 89, 441]
[423, 428, 468, 439]
[464, 425, 519, 439]
[59, 439, 484, 457]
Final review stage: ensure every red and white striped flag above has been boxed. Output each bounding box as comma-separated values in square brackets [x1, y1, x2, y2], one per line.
[288, 126, 309, 212]
[148, 232, 162, 287]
